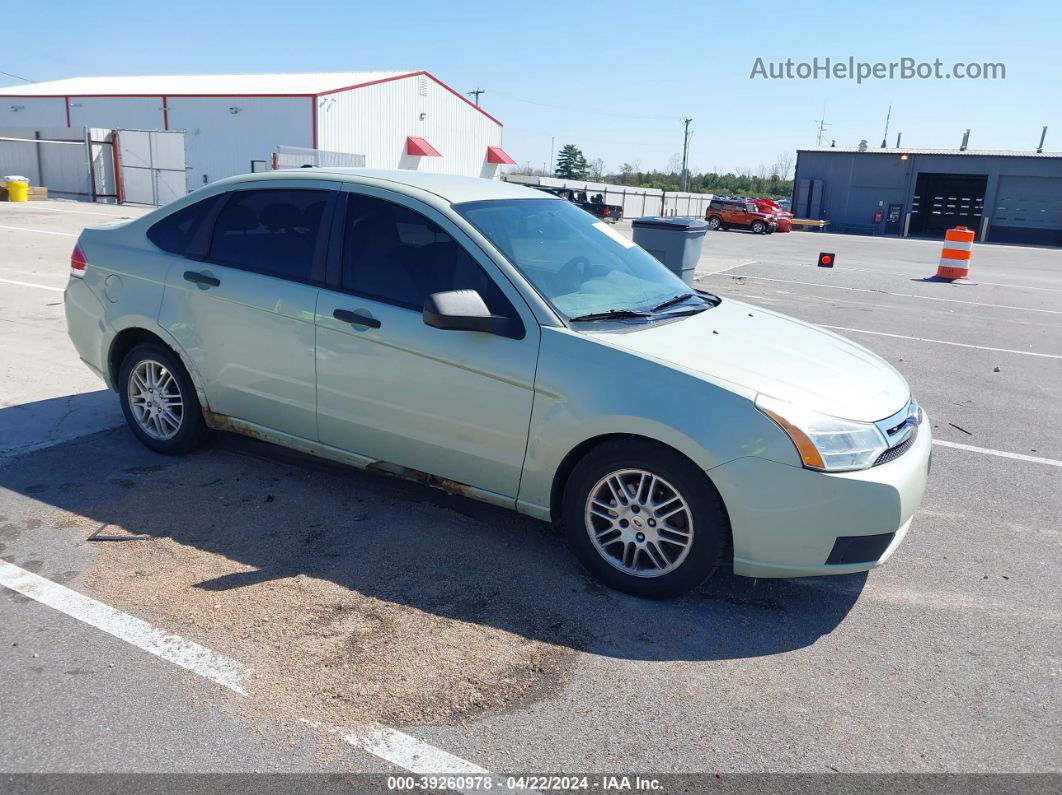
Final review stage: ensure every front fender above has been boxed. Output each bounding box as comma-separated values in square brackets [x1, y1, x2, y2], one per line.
[516, 326, 799, 519]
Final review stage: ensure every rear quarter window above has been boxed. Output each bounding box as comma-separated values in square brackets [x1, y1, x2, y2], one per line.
[147, 197, 217, 255]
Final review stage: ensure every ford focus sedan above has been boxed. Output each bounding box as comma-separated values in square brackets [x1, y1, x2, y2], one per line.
[65, 169, 930, 598]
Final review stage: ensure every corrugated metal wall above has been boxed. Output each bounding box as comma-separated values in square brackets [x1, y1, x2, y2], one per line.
[0, 98, 67, 128]
[316, 75, 503, 178]
[70, 97, 162, 129]
[3, 76, 504, 192]
[166, 97, 312, 191]
[0, 126, 115, 199]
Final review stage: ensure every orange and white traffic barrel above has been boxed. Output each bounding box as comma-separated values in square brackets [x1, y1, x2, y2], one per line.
[936, 226, 975, 280]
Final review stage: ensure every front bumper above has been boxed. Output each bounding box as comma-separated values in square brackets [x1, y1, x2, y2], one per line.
[709, 417, 932, 578]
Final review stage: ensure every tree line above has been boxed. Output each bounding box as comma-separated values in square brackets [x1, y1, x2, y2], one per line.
[519, 144, 795, 198]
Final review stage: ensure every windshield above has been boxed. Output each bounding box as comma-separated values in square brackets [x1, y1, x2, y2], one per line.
[454, 198, 700, 320]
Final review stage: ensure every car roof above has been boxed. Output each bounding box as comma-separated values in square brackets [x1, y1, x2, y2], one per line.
[269, 168, 549, 204]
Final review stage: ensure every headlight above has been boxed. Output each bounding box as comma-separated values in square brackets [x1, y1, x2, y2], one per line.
[755, 394, 888, 472]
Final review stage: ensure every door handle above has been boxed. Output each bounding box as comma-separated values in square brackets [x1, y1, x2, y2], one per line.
[183, 270, 220, 287]
[333, 308, 381, 328]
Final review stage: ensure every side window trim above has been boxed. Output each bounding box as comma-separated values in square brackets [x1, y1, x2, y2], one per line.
[186, 192, 230, 261]
[324, 190, 347, 288]
[195, 187, 337, 286]
[310, 189, 339, 284]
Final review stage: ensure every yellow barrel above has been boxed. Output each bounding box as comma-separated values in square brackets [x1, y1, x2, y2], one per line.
[5, 179, 29, 202]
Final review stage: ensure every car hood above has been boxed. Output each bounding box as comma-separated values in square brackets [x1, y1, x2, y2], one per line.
[590, 298, 910, 422]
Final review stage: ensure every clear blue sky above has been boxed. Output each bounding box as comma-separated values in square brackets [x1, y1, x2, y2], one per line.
[4, 0, 1060, 174]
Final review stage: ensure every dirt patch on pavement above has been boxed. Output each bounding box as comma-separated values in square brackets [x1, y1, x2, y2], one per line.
[78, 440, 581, 729]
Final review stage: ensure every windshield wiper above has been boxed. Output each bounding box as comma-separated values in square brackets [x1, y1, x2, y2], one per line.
[569, 308, 653, 322]
[648, 293, 700, 312]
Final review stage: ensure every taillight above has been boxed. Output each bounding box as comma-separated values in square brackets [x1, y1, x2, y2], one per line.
[70, 242, 87, 278]
[603, 207, 610, 216]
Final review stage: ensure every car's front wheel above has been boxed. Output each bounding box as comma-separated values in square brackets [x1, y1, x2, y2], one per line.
[706, 216, 723, 230]
[563, 439, 730, 598]
[118, 343, 208, 455]
[751, 220, 767, 234]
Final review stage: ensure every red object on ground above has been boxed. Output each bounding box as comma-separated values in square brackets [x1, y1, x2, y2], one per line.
[406, 136, 441, 156]
[486, 145, 516, 165]
[774, 216, 792, 233]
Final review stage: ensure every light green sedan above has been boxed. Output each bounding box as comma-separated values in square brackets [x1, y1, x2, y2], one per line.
[65, 169, 930, 598]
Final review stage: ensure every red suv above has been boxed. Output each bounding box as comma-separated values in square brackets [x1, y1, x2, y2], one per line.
[705, 199, 777, 234]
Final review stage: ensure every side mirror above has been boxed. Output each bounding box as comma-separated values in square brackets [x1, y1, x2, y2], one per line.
[423, 290, 523, 340]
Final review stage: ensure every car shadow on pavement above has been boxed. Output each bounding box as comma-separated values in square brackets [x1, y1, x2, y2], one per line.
[0, 415, 867, 664]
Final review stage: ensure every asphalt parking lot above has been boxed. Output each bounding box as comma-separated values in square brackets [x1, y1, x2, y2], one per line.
[1, 200, 1060, 778]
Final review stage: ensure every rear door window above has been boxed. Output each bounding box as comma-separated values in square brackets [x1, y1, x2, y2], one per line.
[340, 194, 511, 314]
[147, 196, 217, 255]
[207, 189, 329, 282]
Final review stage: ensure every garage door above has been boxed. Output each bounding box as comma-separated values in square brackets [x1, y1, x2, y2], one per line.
[909, 173, 986, 238]
[990, 175, 1062, 246]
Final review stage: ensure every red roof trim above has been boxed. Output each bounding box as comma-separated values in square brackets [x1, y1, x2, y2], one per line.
[2, 93, 316, 99]
[0, 70, 505, 126]
[421, 72, 504, 127]
[406, 136, 441, 157]
[314, 70, 504, 127]
[486, 145, 516, 165]
[314, 71, 423, 97]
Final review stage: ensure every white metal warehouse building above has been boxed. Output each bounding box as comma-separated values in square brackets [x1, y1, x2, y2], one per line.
[0, 71, 515, 192]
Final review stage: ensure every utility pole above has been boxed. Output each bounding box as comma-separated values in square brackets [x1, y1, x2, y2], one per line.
[680, 118, 693, 192]
[466, 88, 485, 106]
[815, 102, 830, 146]
[880, 104, 892, 148]
[550, 136, 555, 177]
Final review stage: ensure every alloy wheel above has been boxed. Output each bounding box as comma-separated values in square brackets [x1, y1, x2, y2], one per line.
[584, 469, 694, 578]
[128, 359, 184, 440]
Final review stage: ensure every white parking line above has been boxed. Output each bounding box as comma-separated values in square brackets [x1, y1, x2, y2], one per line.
[0, 277, 65, 292]
[710, 272, 1062, 315]
[346, 727, 493, 776]
[932, 440, 1062, 468]
[0, 224, 78, 238]
[0, 558, 506, 780]
[0, 559, 248, 694]
[808, 263, 1062, 294]
[820, 325, 1062, 360]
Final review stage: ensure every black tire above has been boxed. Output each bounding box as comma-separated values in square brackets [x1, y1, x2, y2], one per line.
[751, 220, 766, 234]
[562, 439, 730, 599]
[706, 215, 724, 231]
[118, 342, 208, 455]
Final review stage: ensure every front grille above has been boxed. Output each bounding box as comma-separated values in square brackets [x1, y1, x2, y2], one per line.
[873, 425, 918, 466]
[871, 399, 922, 467]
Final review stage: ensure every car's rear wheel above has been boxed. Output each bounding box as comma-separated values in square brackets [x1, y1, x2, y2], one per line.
[118, 343, 208, 455]
[562, 439, 730, 598]
[751, 220, 766, 234]
[706, 216, 723, 230]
